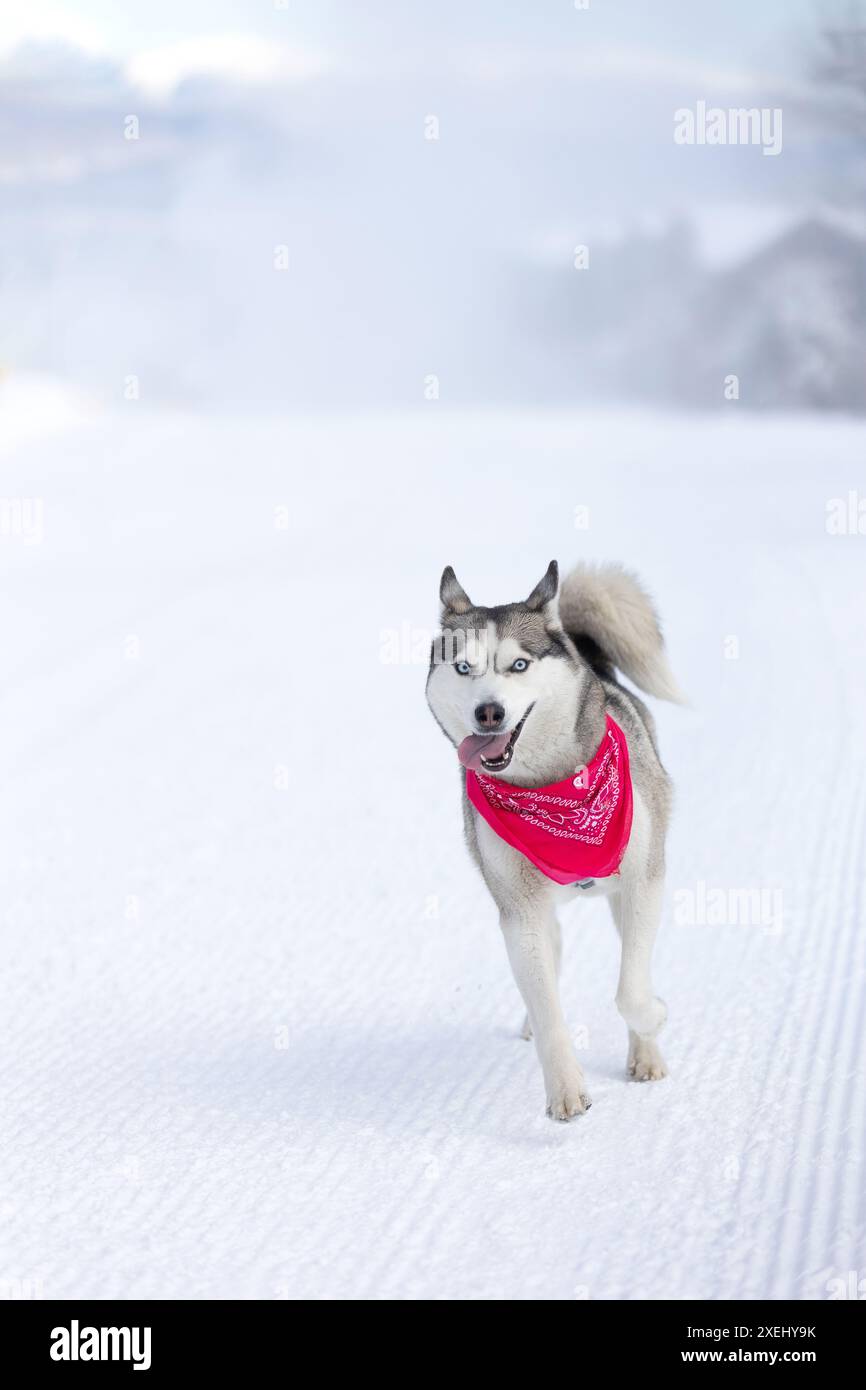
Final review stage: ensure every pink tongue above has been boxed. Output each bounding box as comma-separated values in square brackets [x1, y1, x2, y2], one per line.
[458, 732, 512, 771]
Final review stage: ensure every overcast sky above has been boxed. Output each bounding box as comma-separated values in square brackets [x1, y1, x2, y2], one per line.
[0, 1, 818, 91]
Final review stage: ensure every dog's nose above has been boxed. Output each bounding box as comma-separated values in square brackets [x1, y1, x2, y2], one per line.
[475, 702, 505, 730]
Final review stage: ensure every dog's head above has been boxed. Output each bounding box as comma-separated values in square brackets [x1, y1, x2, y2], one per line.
[426, 561, 588, 783]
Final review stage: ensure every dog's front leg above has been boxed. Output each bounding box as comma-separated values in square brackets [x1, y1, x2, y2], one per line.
[611, 876, 668, 1081]
[500, 910, 590, 1119]
[519, 916, 559, 1041]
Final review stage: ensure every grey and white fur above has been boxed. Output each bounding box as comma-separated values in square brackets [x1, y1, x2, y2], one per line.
[425, 560, 683, 1120]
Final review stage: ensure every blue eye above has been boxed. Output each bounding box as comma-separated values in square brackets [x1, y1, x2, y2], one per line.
[511, 659, 529, 672]
[455, 661, 471, 675]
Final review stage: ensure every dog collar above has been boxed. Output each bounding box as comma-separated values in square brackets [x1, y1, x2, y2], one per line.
[466, 715, 633, 885]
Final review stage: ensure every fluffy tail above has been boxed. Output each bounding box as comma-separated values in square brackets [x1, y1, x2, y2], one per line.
[558, 562, 684, 703]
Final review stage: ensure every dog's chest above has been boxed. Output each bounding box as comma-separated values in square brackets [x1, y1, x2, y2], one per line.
[473, 810, 618, 900]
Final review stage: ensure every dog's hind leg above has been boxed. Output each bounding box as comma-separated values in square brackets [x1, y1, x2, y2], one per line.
[519, 916, 560, 1041]
[501, 909, 589, 1118]
[609, 877, 668, 1081]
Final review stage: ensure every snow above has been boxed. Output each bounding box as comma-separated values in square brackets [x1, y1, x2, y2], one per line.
[1, 386, 864, 1300]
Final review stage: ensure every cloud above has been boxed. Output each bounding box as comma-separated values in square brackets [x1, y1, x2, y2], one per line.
[0, 6, 105, 58]
[125, 34, 332, 99]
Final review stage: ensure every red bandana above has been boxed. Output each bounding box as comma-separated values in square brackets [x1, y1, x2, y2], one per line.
[466, 715, 633, 884]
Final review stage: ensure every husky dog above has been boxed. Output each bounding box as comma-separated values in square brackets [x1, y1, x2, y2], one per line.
[425, 560, 682, 1120]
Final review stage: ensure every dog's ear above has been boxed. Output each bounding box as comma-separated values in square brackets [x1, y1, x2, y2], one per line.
[525, 560, 559, 612]
[440, 566, 473, 615]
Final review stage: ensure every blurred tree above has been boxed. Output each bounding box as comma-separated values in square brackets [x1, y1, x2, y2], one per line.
[813, 1, 866, 130]
[810, 0, 866, 195]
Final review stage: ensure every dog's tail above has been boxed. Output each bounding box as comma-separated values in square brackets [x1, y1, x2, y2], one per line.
[558, 562, 685, 703]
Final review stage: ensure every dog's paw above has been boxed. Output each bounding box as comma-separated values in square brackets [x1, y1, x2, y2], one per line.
[520, 1012, 533, 1041]
[627, 1034, 668, 1082]
[545, 1073, 592, 1121]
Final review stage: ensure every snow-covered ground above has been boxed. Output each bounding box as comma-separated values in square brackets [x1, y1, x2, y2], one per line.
[1, 384, 864, 1300]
